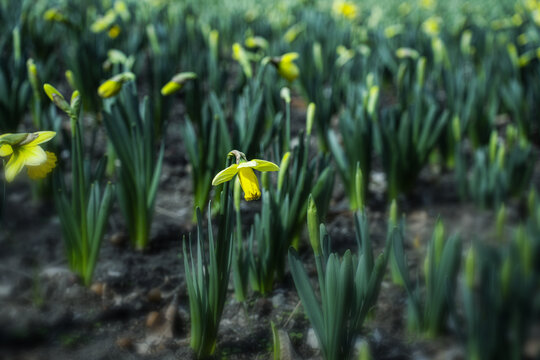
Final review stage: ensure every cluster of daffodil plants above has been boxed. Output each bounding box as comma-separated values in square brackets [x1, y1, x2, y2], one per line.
[1, 0, 540, 358]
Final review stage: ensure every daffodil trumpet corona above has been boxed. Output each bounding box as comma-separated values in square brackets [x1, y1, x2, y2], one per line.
[212, 150, 279, 201]
[0, 131, 57, 182]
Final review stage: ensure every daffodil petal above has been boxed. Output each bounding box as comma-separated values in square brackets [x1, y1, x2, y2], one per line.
[251, 159, 280, 172]
[18, 146, 47, 166]
[281, 52, 299, 62]
[0, 144, 13, 157]
[25, 131, 56, 146]
[212, 164, 239, 185]
[5, 151, 25, 182]
[238, 167, 261, 201]
[237, 160, 257, 169]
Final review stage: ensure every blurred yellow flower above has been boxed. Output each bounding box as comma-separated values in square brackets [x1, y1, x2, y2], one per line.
[98, 72, 135, 98]
[232, 43, 253, 78]
[333, 1, 358, 20]
[245, 36, 269, 49]
[420, 0, 435, 10]
[212, 151, 279, 201]
[98, 79, 123, 98]
[44, 8, 67, 23]
[161, 72, 197, 96]
[422, 17, 441, 37]
[0, 132, 57, 182]
[108, 25, 121, 39]
[283, 23, 305, 43]
[91, 10, 117, 33]
[272, 53, 300, 82]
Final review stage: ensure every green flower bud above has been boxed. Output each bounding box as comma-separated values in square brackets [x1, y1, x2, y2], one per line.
[313, 42, 323, 73]
[367, 85, 379, 118]
[277, 152, 291, 192]
[307, 195, 321, 256]
[43, 84, 71, 114]
[433, 220, 444, 264]
[306, 103, 315, 136]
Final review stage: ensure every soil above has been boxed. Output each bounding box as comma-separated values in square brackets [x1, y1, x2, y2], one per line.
[0, 107, 538, 360]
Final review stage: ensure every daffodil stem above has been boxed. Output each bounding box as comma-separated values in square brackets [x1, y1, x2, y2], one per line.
[283, 98, 291, 154]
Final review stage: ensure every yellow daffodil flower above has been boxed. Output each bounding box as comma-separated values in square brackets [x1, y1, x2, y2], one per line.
[396, 47, 420, 59]
[161, 72, 197, 96]
[245, 36, 268, 49]
[0, 131, 57, 182]
[333, 1, 358, 20]
[212, 151, 279, 201]
[232, 43, 253, 78]
[108, 25, 121, 39]
[43, 8, 68, 23]
[98, 80, 123, 98]
[91, 10, 117, 33]
[422, 17, 441, 37]
[97, 72, 135, 98]
[420, 0, 435, 10]
[283, 23, 305, 43]
[271, 53, 300, 82]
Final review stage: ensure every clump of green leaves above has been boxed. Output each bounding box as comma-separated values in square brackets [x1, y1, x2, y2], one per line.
[456, 127, 533, 208]
[245, 103, 334, 296]
[183, 157, 234, 358]
[328, 79, 377, 210]
[0, 27, 31, 132]
[392, 220, 462, 336]
[102, 85, 164, 250]
[288, 194, 389, 360]
[462, 229, 537, 360]
[48, 84, 113, 286]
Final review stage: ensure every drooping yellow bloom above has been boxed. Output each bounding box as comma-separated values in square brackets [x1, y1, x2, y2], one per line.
[212, 151, 279, 201]
[272, 53, 300, 82]
[0, 131, 57, 182]
[97, 72, 135, 98]
[98, 79, 123, 98]
[160, 72, 197, 96]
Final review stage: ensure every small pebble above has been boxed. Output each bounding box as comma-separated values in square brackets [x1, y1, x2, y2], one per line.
[146, 311, 161, 328]
[90, 282, 105, 296]
[147, 288, 162, 302]
[116, 336, 133, 349]
[109, 232, 127, 246]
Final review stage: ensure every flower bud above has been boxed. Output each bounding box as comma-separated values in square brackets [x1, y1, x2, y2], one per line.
[367, 85, 379, 118]
[43, 84, 70, 114]
[277, 152, 291, 192]
[306, 103, 315, 136]
[355, 163, 365, 212]
[307, 195, 321, 256]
